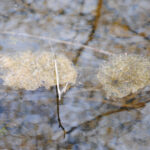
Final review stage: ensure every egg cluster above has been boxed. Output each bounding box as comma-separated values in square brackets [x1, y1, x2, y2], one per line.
[0, 50, 77, 90]
[97, 54, 150, 99]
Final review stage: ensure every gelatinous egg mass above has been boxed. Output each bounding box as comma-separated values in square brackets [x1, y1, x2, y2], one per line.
[0, 50, 77, 90]
[97, 54, 150, 99]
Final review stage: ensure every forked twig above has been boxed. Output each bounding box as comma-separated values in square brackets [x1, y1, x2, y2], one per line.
[49, 40, 66, 137]
[54, 59, 68, 101]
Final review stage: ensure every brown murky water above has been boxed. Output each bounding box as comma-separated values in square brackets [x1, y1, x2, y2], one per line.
[0, 0, 150, 149]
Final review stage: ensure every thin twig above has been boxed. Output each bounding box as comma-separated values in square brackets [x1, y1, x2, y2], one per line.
[49, 40, 68, 100]
[56, 86, 66, 138]
[54, 59, 61, 100]
[61, 82, 68, 94]
[49, 40, 66, 138]
[0, 31, 113, 56]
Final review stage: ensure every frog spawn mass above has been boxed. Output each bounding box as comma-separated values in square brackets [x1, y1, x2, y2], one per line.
[0, 50, 77, 90]
[97, 54, 150, 99]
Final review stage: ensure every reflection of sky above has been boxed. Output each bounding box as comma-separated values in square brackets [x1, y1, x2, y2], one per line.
[0, 36, 40, 51]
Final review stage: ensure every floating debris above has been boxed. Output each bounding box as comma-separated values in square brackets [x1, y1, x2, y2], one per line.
[97, 54, 150, 99]
[0, 50, 77, 90]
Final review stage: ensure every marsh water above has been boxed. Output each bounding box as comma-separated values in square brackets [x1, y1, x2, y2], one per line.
[0, 0, 150, 149]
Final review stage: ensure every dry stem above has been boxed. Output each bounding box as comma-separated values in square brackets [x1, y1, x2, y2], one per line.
[49, 40, 66, 137]
[0, 31, 113, 56]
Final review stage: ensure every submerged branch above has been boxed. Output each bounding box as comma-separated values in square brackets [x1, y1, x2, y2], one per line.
[56, 86, 66, 138]
[66, 100, 150, 134]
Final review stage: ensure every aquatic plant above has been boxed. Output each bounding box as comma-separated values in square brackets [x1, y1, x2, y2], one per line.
[97, 54, 150, 99]
[0, 50, 77, 90]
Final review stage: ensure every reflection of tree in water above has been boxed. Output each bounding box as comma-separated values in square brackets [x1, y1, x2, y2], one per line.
[73, 0, 103, 64]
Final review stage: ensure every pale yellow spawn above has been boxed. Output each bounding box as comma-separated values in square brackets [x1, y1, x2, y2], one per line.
[97, 54, 150, 99]
[0, 50, 77, 90]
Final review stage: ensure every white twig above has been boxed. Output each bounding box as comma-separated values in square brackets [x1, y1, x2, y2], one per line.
[49, 40, 68, 101]
[61, 82, 68, 94]
[48, 39, 61, 100]
[0, 31, 113, 56]
[54, 58, 61, 100]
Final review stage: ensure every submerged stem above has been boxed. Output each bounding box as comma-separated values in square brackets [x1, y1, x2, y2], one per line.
[56, 86, 66, 138]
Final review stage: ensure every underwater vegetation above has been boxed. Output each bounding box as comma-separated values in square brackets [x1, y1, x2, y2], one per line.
[0, 50, 77, 90]
[97, 54, 150, 100]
